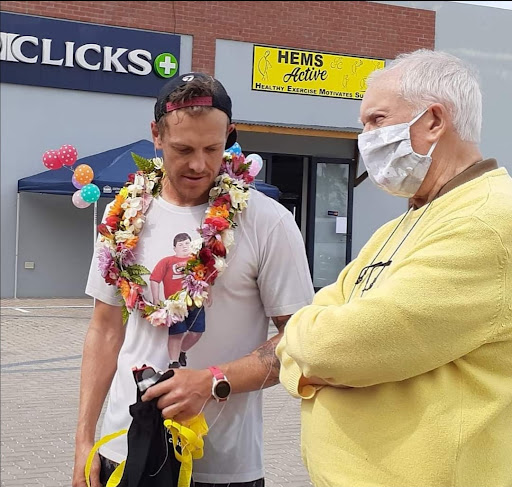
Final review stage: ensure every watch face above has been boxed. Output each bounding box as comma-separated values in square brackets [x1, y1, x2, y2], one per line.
[215, 380, 231, 400]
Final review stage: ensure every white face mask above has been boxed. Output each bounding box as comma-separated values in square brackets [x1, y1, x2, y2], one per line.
[357, 109, 438, 198]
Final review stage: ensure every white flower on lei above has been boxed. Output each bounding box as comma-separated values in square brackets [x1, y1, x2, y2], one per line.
[209, 186, 223, 199]
[114, 230, 135, 243]
[164, 294, 189, 323]
[126, 174, 145, 197]
[124, 215, 145, 234]
[132, 216, 145, 232]
[152, 157, 164, 170]
[122, 197, 143, 220]
[218, 174, 233, 193]
[221, 229, 235, 250]
[229, 187, 249, 210]
[189, 238, 204, 254]
[144, 177, 156, 194]
[214, 255, 228, 274]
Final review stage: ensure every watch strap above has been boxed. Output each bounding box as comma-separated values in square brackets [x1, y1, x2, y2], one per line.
[208, 366, 225, 381]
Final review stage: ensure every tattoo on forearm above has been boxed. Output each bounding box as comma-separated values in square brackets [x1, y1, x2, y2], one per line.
[256, 339, 281, 386]
[250, 316, 291, 388]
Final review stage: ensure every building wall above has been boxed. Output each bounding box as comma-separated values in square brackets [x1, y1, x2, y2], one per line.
[1, 1, 435, 74]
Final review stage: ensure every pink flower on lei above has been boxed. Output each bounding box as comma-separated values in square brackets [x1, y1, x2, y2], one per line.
[98, 247, 119, 285]
[146, 308, 168, 327]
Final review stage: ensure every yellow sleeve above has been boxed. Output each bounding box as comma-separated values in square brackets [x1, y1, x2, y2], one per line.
[277, 216, 507, 390]
[276, 259, 355, 397]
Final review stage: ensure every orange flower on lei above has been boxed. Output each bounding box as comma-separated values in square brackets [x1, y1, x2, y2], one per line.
[206, 205, 229, 219]
[193, 264, 207, 281]
[124, 236, 139, 249]
[108, 193, 126, 217]
[118, 279, 130, 301]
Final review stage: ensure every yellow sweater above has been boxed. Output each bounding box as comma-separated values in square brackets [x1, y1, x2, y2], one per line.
[277, 167, 512, 487]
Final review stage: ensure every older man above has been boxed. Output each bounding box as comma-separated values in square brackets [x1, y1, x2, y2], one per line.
[277, 49, 512, 487]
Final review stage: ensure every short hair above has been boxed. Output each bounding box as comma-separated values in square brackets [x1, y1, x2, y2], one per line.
[173, 233, 191, 247]
[367, 49, 482, 143]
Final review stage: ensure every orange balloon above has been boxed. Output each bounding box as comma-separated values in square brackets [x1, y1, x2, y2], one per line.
[74, 164, 94, 185]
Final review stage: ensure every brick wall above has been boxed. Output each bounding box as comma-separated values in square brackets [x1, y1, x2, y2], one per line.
[1, 1, 435, 74]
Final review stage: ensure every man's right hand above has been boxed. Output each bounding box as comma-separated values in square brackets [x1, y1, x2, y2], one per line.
[72, 441, 101, 487]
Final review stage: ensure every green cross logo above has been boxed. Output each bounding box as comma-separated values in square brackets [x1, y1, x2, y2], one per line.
[154, 53, 179, 78]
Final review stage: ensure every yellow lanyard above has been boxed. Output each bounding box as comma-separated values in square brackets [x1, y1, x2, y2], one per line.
[85, 429, 127, 487]
[164, 414, 209, 487]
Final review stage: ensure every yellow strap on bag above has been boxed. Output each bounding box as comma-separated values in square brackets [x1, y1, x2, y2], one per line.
[85, 429, 128, 487]
[105, 461, 126, 487]
[164, 414, 209, 487]
[85, 414, 208, 487]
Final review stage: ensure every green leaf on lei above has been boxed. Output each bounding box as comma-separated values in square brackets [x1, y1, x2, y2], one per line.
[126, 264, 150, 276]
[144, 304, 157, 315]
[153, 181, 162, 197]
[131, 152, 154, 172]
[130, 275, 147, 286]
[121, 304, 129, 325]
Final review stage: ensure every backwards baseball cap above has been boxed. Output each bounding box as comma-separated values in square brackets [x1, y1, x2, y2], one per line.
[154, 72, 237, 149]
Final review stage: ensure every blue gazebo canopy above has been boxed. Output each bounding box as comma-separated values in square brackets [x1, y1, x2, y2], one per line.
[18, 140, 280, 200]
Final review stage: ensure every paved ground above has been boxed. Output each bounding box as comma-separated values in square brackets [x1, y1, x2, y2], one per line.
[0, 298, 312, 487]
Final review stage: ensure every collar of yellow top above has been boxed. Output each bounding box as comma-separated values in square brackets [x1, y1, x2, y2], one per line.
[410, 159, 499, 210]
[437, 158, 498, 198]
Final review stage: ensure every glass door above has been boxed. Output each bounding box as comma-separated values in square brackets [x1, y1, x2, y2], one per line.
[307, 158, 354, 289]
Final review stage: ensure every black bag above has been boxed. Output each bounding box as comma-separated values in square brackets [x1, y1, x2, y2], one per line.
[117, 367, 183, 487]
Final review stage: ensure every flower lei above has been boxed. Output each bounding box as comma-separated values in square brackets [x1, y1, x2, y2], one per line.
[97, 151, 254, 326]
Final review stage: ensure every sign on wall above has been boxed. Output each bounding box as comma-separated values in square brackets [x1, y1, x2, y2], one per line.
[252, 45, 385, 100]
[0, 12, 181, 97]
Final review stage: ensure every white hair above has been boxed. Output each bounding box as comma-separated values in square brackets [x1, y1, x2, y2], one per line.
[368, 49, 482, 143]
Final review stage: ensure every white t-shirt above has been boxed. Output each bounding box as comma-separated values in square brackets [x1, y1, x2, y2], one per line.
[85, 189, 314, 484]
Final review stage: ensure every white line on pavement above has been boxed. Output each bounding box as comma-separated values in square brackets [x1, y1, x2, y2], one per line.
[1, 305, 93, 310]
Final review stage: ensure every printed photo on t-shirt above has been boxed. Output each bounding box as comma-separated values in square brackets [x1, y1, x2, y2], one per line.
[149, 232, 206, 367]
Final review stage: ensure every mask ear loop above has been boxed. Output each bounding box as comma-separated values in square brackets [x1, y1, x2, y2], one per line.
[408, 107, 429, 126]
[426, 139, 438, 157]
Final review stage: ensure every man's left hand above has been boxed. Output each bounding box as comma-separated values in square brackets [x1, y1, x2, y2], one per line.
[142, 368, 213, 422]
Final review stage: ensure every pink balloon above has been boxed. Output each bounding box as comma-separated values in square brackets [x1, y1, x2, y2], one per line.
[58, 144, 78, 166]
[42, 150, 64, 170]
[72, 190, 91, 209]
[72, 174, 84, 189]
[246, 154, 263, 177]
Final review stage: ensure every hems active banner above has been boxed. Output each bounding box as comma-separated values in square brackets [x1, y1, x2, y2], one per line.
[252, 45, 385, 100]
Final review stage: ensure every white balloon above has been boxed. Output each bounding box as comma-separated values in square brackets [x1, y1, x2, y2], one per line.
[247, 154, 264, 177]
[72, 190, 91, 209]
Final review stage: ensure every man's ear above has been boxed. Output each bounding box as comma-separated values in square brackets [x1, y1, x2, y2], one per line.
[426, 103, 448, 144]
[151, 121, 163, 149]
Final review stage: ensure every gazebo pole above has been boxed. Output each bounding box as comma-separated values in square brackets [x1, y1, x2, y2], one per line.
[14, 193, 20, 299]
[93, 200, 98, 307]
[93, 200, 98, 244]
